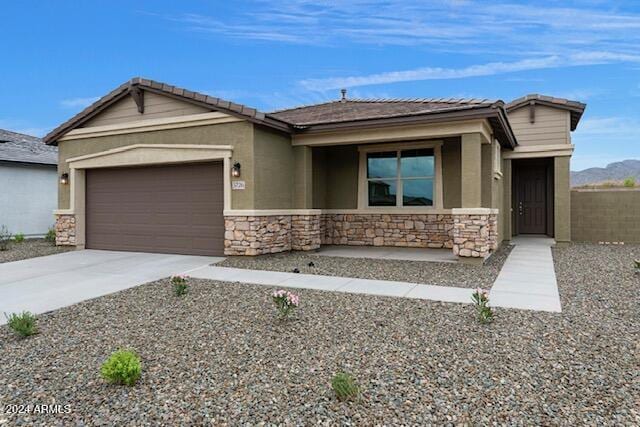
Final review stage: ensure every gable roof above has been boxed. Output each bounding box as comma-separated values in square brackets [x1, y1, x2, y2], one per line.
[271, 97, 517, 148]
[506, 94, 586, 131]
[43, 77, 291, 145]
[44, 77, 520, 147]
[0, 129, 57, 166]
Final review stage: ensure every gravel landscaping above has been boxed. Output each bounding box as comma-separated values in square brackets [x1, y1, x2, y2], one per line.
[1, 243, 638, 425]
[0, 239, 73, 264]
[218, 244, 513, 288]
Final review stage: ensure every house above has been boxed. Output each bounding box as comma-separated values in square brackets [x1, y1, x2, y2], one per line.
[43, 78, 585, 262]
[0, 129, 58, 237]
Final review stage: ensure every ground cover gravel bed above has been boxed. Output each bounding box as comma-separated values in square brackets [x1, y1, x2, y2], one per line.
[217, 243, 513, 288]
[0, 239, 73, 264]
[1, 243, 638, 425]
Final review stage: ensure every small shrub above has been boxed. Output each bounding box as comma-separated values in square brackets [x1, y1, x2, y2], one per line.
[332, 372, 360, 401]
[100, 350, 141, 386]
[272, 289, 299, 319]
[5, 311, 38, 338]
[44, 227, 56, 243]
[0, 225, 11, 251]
[623, 176, 636, 188]
[13, 233, 25, 243]
[171, 275, 189, 296]
[472, 288, 495, 324]
[635, 259, 640, 273]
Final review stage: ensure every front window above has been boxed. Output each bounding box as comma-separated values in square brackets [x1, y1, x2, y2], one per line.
[367, 148, 434, 207]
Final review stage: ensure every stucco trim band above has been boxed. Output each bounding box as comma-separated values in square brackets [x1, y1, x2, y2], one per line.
[503, 144, 574, 159]
[58, 112, 243, 141]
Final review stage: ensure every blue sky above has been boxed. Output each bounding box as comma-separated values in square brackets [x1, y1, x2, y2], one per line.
[1, 0, 639, 171]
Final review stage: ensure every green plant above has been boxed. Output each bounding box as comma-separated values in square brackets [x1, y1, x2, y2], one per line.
[100, 350, 142, 386]
[623, 176, 636, 188]
[635, 259, 640, 273]
[272, 289, 299, 319]
[171, 275, 189, 296]
[5, 311, 38, 338]
[44, 227, 56, 243]
[0, 225, 11, 251]
[13, 233, 25, 243]
[331, 372, 360, 401]
[472, 288, 495, 324]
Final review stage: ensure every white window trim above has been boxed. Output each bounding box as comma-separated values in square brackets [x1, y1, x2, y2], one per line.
[358, 141, 444, 210]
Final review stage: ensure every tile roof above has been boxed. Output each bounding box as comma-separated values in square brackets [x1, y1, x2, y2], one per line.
[506, 94, 586, 130]
[0, 129, 57, 165]
[44, 77, 290, 144]
[269, 98, 500, 126]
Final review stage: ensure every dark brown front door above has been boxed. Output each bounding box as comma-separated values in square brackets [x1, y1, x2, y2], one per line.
[516, 163, 547, 234]
[86, 162, 224, 256]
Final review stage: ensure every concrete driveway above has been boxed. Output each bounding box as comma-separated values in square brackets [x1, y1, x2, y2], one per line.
[0, 250, 220, 324]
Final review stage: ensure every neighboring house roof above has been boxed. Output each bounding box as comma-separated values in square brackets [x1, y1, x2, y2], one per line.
[506, 94, 586, 131]
[0, 129, 57, 166]
[43, 77, 291, 145]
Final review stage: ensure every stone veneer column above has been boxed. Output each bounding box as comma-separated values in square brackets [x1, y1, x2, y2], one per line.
[452, 209, 498, 260]
[224, 216, 291, 256]
[291, 214, 321, 251]
[55, 214, 77, 246]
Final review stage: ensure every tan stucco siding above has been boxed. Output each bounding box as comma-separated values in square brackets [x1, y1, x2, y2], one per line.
[502, 159, 513, 240]
[57, 121, 254, 210]
[441, 137, 461, 209]
[253, 127, 295, 209]
[312, 148, 327, 209]
[508, 105, 571, 146]
[481, 143, 493, 208]
[324, 145, 359, 209]
[554, 156, 571, 242]
[81, 92, 210, 128]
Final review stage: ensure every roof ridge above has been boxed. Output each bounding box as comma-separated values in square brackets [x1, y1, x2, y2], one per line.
[0, 128, 42, 141]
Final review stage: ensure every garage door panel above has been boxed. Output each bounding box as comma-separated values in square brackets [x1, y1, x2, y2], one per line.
[86, 162, 224, 256]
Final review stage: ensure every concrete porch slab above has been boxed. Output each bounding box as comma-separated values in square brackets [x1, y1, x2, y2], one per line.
[315, 245, 457, 263]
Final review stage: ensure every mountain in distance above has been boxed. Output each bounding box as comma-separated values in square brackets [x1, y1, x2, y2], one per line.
[571, 159, 640, 187]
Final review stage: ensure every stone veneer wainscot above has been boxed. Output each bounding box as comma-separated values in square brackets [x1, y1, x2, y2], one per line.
[55, 214, 76, 246]
[452, 212, 498, 259]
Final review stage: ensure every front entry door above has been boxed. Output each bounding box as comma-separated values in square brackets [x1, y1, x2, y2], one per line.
[517, 164, 547, 234]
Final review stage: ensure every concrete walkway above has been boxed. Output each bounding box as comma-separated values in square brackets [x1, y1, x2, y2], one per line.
[0, 250, 218, 324]
[188, 265, 476, 303]
[489, 236, 561, 312]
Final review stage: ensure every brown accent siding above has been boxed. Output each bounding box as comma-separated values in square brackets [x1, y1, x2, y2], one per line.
[86, 162, 224, 256]
[571, 189, 640, 243]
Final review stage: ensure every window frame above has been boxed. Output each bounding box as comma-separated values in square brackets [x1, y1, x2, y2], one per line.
[358, 141, 444, 210]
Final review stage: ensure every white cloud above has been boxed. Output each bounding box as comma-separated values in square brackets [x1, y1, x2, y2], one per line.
[60, 97, 99, 108]
[299, 53, 640, 91]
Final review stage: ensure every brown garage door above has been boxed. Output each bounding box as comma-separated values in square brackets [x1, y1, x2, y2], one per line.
[86, 162, 224, 256]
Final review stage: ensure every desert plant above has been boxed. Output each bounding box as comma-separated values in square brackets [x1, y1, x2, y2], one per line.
[272, 289, 299, 319]
[623, 176, 636, 188]
[0, 225, 11, 251]
[100, 350, 142, 386]
[471, 288, 495, 324]
[635, 259, 640, 274]
[5, 311, 38, 338]
[332, 372, 360, 401]
[171, 275, 189, 296]
[44, 227, 56, 243]
[13, 233, 25, 243]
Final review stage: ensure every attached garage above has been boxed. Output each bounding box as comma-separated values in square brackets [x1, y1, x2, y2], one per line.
[85, 162, 224, 256]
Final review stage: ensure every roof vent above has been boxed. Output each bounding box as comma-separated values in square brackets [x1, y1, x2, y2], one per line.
[340, 88, 347, 102]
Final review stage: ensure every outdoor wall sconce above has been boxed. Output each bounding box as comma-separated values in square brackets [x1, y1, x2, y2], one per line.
[59, 173, 69, 185]
[231, 162, 241, 177]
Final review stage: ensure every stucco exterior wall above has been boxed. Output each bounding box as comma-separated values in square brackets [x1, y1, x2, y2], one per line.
[441, 137, 461, 209]
[0, 163, 57, 236]
[571, 189, 640, 243]
[253, 126, 295, 209]
[57, 121, 254, 210]
[323, 145, 359, 209]
[554, 156, 571, 243]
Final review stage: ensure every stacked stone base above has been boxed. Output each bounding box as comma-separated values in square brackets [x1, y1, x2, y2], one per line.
[452, 212, 498, 259]
[321, 214, 454, 248]
[55, 214, 76, 246]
